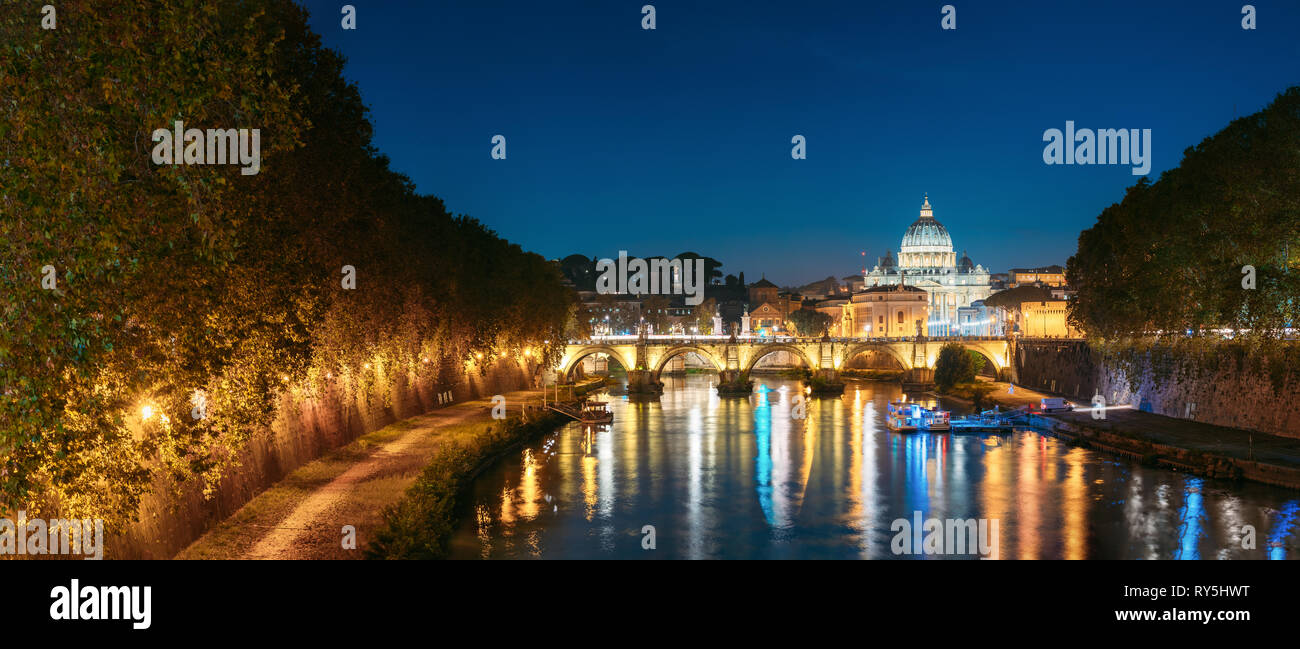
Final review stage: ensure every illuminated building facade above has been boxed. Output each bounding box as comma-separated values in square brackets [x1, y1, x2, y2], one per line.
[863, 196, 992, 335]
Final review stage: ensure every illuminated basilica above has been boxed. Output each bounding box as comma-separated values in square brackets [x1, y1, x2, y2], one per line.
[863, 195, 992, 336]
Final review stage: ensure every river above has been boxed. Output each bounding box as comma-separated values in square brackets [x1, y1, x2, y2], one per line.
[449, 374, 1299, 559]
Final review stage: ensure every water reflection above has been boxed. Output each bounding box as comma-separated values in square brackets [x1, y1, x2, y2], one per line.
[451, 375, 1300, 559]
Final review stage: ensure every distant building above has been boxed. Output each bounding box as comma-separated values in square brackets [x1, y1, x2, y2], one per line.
[1010, 265, 1067, 287]
[749, 302, 785, 332]
[863, 196, 992, 335]
[956, 300, 1001, 336]
[748, 277, 779, 307]
[813, 298, 851, 337]
[1049, 285, 1077, 301]
[849, 283, 930, 338]
[745, 278, 803, 333]
[1017, 299, 1080, 338]
[577, 290, 642, 335]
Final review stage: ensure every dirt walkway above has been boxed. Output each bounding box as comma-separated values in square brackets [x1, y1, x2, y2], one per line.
[242, 406, 481, 559]
[178, 388, 557, 560]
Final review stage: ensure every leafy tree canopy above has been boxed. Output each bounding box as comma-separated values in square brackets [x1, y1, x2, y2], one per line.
[0, 0, 571, 526]
[1067, 87, 1300, 339]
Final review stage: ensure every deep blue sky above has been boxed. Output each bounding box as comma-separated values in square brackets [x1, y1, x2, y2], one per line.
[300, 0, 1298, 286]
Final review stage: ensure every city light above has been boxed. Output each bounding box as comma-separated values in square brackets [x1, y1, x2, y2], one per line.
[7, 0, 1290, 587]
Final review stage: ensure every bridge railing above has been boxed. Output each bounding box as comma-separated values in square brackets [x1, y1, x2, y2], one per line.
[569, 335, 1013, 345]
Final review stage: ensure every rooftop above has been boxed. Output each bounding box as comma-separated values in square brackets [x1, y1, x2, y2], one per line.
[1010, 265, 1066, 274]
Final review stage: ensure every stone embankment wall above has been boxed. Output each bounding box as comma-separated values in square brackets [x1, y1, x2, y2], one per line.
[1015, 340, 1300, 439]
[113, 357, 537, 559]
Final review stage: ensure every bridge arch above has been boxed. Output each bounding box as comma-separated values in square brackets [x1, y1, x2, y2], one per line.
[916, 341, 1006, 374]
[744, 344, 815, 374]
[842, 343, 913, 371]
[964, 346, 1002, 376]
[972, 348, 998, 374]
[561, 345, 632, 380]
[651, 345, 723, 380]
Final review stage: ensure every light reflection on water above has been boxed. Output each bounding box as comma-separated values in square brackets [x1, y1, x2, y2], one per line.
[449, 375, 1300, 559]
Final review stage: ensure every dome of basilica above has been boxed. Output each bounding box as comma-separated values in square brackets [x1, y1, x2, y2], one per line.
[900, 195, 953, 251]
[858, 194, 993, 337]
[958, 250, 975, 272]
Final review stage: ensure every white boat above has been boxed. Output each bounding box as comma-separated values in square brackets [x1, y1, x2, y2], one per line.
[920, 407, 950, 431]
[888, 399, 950, 432]
[886, 400, 920, 432]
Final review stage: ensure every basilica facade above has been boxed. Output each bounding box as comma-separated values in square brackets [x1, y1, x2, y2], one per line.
[863, 196, 992, 336]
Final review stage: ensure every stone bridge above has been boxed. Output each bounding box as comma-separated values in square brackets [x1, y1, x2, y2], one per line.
[558, 334, 1014, 393]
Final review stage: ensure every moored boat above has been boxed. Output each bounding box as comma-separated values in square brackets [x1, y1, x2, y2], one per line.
[578, 399, 614, 424]
[888, 398, 951, 432]
[886, 399, 920, 432]
[920, 407, 950, 431]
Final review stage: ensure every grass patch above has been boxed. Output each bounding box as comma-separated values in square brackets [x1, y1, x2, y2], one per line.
[940, 382, 998, 409]
[365, 379, 603, 559]
[364, 412, 565, 559]
[175, 417, 429, 559]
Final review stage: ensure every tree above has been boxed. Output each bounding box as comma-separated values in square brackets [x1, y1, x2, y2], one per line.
[1067, 86, 1300, 339]
[692, 297, 718, 334]
[566, 300, 595, 339]
[0, 0, 573, 528]
[969, 383, 996, 410]
[676, 251, 723, 285]
[559, 254, 597, 290]
[934, 343, 976, 391]
[787, 309, 833, 337]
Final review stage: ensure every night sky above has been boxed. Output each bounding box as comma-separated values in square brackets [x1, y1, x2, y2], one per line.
[299, 0, 1299, 286]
